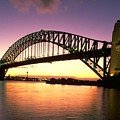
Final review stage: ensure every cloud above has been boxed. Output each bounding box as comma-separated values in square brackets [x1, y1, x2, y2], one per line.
[10, 0, 32, 12]
[10, 0, 61, 14]
[34, 0, 61, 14]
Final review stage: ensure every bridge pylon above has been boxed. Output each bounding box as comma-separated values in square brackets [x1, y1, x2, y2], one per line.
[109, 20, 120, 76]
[0, 67, 6, 80]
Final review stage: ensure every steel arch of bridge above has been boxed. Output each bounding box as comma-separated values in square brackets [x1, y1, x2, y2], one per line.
[1, 30, 111, 79]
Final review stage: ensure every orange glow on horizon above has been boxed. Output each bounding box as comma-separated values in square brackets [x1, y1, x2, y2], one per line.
[6, 60, 99, 79]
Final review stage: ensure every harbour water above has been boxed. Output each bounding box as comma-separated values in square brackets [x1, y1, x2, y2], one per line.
[0, 81, 120, 120]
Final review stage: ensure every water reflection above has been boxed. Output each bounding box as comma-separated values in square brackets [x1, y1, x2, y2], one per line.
[0, 81, 120, 120]
[0, 81, 8, 120]
[102, 88, 120, 120]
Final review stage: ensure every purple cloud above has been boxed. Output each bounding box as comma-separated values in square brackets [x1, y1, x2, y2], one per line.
[10, 0, 32, 12]
[10, 0, 61, 14]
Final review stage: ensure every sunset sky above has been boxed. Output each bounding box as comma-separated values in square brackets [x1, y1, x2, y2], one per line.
[1, 0, 120, 79]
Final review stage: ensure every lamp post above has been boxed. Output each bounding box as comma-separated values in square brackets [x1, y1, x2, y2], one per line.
[26, 71, 28, 80]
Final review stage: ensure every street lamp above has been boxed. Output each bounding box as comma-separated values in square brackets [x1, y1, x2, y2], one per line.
[26, 71, 28, 80]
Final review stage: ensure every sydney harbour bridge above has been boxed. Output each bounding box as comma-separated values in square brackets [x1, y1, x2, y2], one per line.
[0, 20, 120, 80]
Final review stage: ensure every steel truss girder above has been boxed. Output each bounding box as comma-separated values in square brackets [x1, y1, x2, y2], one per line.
[1, 30, 111, 78]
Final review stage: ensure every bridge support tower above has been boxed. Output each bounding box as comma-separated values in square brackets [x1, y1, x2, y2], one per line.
[0, 67, 5, 80]
[109, 20, 120, 76]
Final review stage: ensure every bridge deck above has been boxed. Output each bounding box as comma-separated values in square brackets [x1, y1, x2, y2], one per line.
[2, 48, 111, 69]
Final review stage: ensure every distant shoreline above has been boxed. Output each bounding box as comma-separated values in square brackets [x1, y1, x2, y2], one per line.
[4, 76, 120, 89]
[46, 78, 120, 89]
